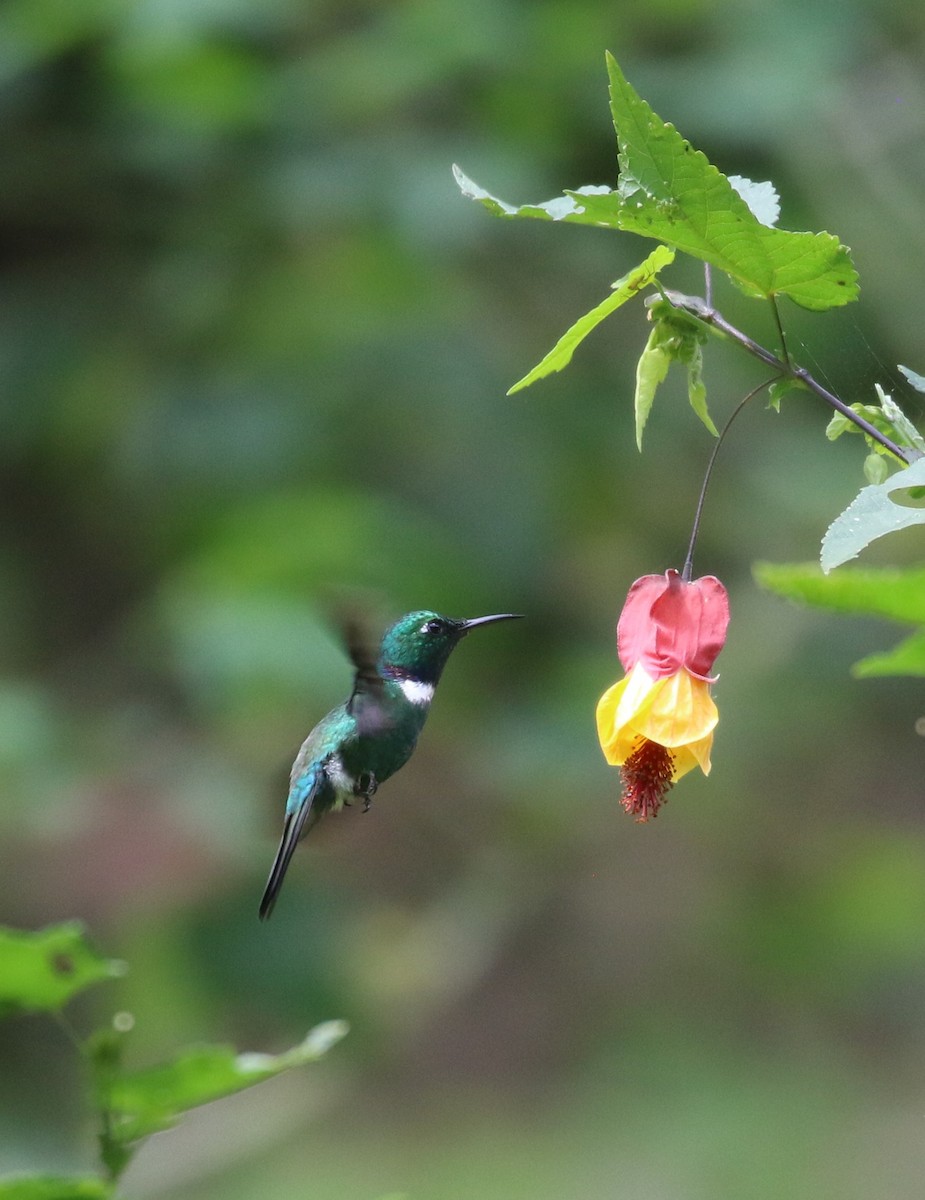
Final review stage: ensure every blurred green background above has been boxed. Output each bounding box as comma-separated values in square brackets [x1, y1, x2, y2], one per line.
[2, 1, 925, 1197]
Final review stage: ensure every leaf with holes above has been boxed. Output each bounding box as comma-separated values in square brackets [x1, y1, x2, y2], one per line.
[821, 457, 925, 572]
[604, 53, 858, 311]
[0, 924, 124, 1015]
[452, 165, 616, 228]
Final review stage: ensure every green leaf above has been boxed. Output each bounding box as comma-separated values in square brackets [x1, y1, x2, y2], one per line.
[633, 325, 671, 450]
[877, 385, 925, 452]
[631, 299, 717, 448]
[821, 456, 925, 572]
[754, 562, 925, 624]
[457, 60, 857, 311]
[101, 1021, 348, 1143]
[898, 364, 925, 394]
[0, 924, 125, 1015]
[0, 1178, 111, 1199]
[864, 453, 889, 484]
[824, 393, 922, 460]
[604, 53, 858, 311]
[452, 165, 616, 228]
[767, 378, 801, 412]
[755, 562, 925, 678]
[825, 403, 886, 444]
[685, 340, 718, 437]
[507, 246, 674, 394]
[853, 627, 925, 677]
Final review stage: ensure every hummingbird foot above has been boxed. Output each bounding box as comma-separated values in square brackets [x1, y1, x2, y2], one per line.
[356, 772, 378, 812]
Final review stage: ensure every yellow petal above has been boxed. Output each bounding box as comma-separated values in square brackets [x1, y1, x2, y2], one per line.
[611, 662, 661, 726]
[596, 677, 635, 764]
[596, 665, 660, 764]
[596, 666, 717, 776]
[636, 670, 718, 748]
[668, 733, 713, 780]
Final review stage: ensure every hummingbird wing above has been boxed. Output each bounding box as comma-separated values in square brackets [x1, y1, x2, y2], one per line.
[343, 612, 392, 737]
[259, 764, 325, 921]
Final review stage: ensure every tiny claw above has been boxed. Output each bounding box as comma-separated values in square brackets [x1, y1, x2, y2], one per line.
[356, 772, 378, 812]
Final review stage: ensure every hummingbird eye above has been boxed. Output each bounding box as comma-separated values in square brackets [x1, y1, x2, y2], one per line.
[421, 618, 445, 635]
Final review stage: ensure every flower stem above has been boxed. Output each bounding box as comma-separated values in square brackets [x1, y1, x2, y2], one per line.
[662, 290, 912, 465]
[682, 376, 782, 581]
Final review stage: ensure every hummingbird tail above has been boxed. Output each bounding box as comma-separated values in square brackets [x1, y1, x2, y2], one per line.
[258, 799, 317, 921]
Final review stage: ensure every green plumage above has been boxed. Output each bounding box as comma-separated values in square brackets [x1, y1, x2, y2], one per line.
[259, 609, 521, 919]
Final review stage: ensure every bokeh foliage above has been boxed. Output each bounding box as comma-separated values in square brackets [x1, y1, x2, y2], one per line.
[0, 925, 345, 1195]
[1, 2, 925, 1198]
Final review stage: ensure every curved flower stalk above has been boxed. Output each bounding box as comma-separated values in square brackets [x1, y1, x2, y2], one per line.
[596, 570, 729, 821]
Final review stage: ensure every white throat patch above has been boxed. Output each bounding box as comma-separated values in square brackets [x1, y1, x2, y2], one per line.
[399, 678, 435, 705]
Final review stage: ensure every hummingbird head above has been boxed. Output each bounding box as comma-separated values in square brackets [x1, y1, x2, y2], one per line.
[379, 610, 522, 685]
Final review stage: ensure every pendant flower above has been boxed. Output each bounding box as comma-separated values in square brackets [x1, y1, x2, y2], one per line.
[596, 569, 729, 821]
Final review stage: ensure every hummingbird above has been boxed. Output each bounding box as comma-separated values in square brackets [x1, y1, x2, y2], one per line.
[259, 608, 522, 919]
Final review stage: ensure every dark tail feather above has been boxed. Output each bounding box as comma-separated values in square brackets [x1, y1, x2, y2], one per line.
[259, 802, 315, 921]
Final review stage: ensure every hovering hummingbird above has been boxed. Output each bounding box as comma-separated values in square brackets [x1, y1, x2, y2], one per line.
[259, 608, 522, 919]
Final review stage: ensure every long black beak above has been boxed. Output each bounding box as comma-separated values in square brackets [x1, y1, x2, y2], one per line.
[460, 613, 524, 634]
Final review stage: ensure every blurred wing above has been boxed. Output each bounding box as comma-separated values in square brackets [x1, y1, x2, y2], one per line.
[343, 612, 392, 737]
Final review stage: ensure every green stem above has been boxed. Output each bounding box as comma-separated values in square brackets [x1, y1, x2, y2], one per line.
[661, 289, 912, 465]
[770, 295, 791, 367]
[56, 1013, 137, 1186]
